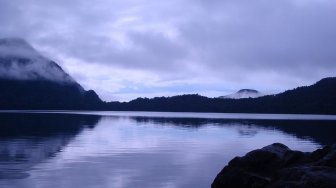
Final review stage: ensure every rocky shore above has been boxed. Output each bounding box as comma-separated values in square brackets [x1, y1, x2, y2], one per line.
[212, 143, 336, 188]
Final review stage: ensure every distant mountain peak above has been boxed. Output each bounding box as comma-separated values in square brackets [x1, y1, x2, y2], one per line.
[220, 89, 262, 99]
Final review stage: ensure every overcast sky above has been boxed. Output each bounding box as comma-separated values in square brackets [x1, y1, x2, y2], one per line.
[1, 0, 335, 101]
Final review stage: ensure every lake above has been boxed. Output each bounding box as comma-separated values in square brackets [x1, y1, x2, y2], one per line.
[0, 111, 336, 188]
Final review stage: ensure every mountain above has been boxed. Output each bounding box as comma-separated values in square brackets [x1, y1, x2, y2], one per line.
[106, 77, 336, 114]
[256, 77, 336, 114]
[0, 38, 103, 110]
[219, 89, 262, 99]
[0, 38, 335, 114]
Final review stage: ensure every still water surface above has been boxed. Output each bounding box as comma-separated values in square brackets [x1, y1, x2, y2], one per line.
[0, 111, 336, 188]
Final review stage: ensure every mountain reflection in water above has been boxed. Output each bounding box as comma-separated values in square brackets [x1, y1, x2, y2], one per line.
[0, 112, 335, 188]
[0, 113, 100, 180]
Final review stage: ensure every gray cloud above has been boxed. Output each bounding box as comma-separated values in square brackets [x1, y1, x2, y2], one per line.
[0, 0, 335, 100]
[180, 0, 336, 71]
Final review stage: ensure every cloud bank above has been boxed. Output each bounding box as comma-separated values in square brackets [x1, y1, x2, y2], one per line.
[0, 0, 335, 101]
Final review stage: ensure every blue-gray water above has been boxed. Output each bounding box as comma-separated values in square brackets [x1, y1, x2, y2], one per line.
[0, 111, 336, 188]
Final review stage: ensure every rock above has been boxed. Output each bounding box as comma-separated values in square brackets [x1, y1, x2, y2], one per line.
[212, 143, 336, 188]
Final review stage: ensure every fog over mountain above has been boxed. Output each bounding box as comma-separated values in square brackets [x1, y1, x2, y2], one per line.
[219, 89, 263, 99]
[0, 38, 102, 110]
[0, 38, 75, 83]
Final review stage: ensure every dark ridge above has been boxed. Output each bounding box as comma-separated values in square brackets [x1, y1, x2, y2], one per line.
[105, 77, 336, 114]
[0, 79, 103, 110]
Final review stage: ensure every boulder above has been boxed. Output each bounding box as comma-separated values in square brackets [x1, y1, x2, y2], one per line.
[212, 143, 336, 188]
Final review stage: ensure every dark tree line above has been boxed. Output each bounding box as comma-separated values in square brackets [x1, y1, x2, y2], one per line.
[0, 76, 335, 114]
[105, 77, 336, 114]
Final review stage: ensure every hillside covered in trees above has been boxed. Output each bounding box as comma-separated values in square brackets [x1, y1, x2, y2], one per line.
[106, 77, 336, 114]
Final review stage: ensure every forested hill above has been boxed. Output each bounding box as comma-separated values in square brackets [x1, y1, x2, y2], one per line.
[106, 77, 336, 114]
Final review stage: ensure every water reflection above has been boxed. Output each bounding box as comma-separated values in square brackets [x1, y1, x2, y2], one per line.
[131, 117, 336, 145]
[0, 113, 100, 180]
[0, 112, 335, 188]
